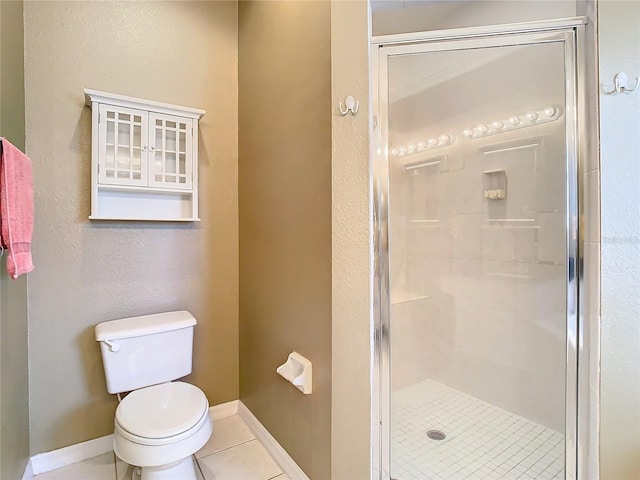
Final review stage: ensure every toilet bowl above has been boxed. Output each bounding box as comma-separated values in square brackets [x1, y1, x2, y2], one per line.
[95, 311, 212, 480]
[114, 382, 212, 478]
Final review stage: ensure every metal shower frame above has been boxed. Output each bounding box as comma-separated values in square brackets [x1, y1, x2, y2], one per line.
[371, 17, 588, 480]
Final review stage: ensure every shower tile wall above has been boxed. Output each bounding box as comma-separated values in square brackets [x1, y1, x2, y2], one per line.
[390, 120, 567, 432]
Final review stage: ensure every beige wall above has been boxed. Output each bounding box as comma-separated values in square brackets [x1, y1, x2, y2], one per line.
[0, 1, 31, 477]
[238, 2, 332, 478]
[23, 1, 238, 454]
[331, 1, 372, 479]
[599, 1, 640, 478]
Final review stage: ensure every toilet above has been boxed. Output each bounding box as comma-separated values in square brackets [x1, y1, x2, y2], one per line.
[95, 311, 212, 480]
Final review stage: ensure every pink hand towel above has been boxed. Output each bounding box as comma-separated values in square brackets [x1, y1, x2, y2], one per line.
[0, 137, 34, 279]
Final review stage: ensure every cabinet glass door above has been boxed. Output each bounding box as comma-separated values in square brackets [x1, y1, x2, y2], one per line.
[148, 113, 192, 190]
[98, 105, 147, 186]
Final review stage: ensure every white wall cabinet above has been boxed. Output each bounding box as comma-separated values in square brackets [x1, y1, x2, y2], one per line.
[84, 89, 205, 221]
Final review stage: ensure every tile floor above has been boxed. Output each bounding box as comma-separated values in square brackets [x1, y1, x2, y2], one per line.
[392, 379, 565, 480]
[34, 384, 565, 480]
[35, 414, 290, 480]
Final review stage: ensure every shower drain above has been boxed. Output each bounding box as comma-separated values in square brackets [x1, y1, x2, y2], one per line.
[426, 429, 446, 441]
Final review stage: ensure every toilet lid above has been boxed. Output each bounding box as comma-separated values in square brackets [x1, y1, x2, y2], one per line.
[116, 382, 209, 439]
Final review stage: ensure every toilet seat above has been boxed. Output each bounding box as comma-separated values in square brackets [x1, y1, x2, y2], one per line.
[113, 403, 212, 469]
[115, 382, 209, 446]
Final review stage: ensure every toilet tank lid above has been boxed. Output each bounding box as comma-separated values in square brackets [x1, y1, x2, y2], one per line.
[95, 311, 197, 342]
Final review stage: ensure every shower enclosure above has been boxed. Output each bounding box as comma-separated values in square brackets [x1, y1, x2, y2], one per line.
[373, 19, 585, 480]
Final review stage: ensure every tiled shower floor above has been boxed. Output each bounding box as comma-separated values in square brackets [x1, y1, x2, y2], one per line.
[392, 379, 564, 480]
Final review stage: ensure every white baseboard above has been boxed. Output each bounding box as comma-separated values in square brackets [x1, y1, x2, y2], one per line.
[209, 399, 239, 420]
[21, 459, 34, 480]
[238, 401, 310, 480]
[30, 434, 114, 475]
[27, 399, 239, 476]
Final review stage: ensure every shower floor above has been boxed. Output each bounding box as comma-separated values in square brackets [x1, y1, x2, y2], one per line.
[391, 379, 564, 480]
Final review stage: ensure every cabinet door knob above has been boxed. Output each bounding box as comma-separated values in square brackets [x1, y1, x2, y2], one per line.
[142, 145, 147, 152]
[149, 146, 156, 152]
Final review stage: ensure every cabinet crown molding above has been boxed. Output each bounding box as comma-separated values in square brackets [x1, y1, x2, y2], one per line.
[84, 88, 205, 120]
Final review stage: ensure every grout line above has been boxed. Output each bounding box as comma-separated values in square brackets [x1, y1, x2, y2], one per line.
[193, 454, 206, 479]
[111, 452, 117, 480]
[196, 438, 257, 461]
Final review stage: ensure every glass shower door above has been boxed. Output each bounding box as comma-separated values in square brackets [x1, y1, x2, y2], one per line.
[376, 30, 578, 480]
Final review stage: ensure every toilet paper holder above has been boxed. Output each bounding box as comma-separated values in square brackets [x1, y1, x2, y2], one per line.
[276, 352, 312, 395]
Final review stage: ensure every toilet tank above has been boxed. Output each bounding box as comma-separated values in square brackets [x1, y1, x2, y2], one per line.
[95, 311, 197, 394]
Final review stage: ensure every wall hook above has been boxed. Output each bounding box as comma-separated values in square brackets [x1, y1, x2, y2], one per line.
[339, 96, 359, 116]
[602, 72, 639, 95]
